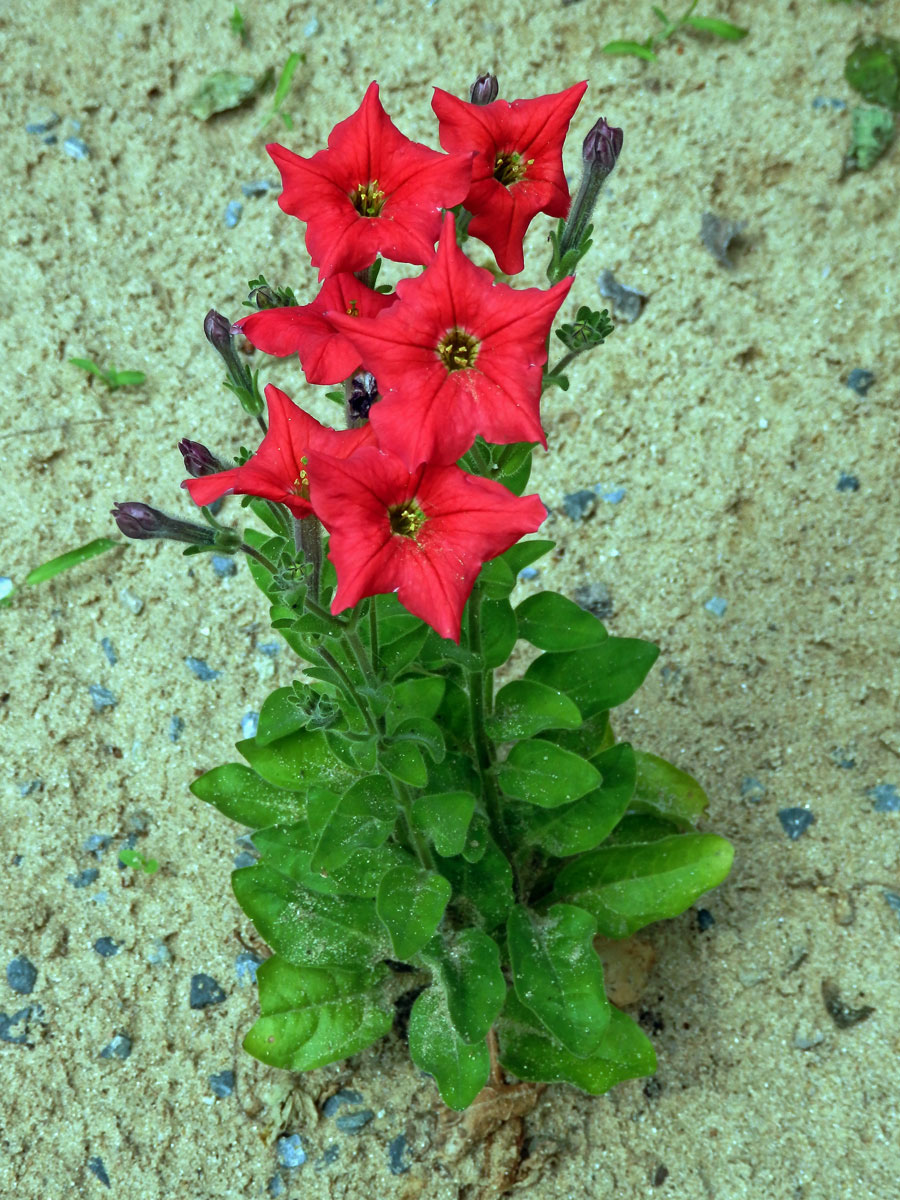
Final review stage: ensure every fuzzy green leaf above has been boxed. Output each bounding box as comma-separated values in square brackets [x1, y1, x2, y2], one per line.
[479, 598, 518, 668]
[24, 537, 120, 586]
[525, 637, 660, 718]
[487, 679, 583, 741]
[515, 591, 608, 651]
[683, 15, 748, 40]
[379, 740, 428, 788]
[629, 750, 708, 829]
[437, 837, 514, 930]
[389, 716, 446, 763]
[408, 985, 490, 1110]
[845, 36, 900, 110]
[256, 686, 308, 746]
[498, 740, 602, 808]
[190, 762, 305, 827]
[498, 539, 555, 576]
[376, 865, 452, 960]
[253, 819, 414, 897]
[424, 928, 506, 1043]
[411, 792, 476, 857]
[311, 776, 398, 872]
[390, 676, 446, 725]
[236, 727, 354, 793]
[601, 39, 658, 61]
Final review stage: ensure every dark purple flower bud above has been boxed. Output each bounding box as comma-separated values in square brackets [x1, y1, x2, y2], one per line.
[582, 118, 623, 173]
[469, 74, 499, 105]
[346, 371, 379, 425]
[178, 439, 226, 478]
[203, 309, 235, 353]
[111, 502, 216, 545]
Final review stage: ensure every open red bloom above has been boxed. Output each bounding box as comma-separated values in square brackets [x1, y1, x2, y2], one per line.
[431, 82, 587, 275]
[329, 213, 572, 469]
[181, 384, 374, 518]
[307, 445, 547, 641]
[269, 82, 473, 280]
[236, 274, 396, 385]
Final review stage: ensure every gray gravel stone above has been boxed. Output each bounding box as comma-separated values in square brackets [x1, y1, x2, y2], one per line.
[388, 1133, 411, 1175]
[63, 136, 90, 159]
[778, 808, 816, 840]
[100, 637, 118, 665]
[211, 554, 238, 577]
[93, 937, 120, 958]
[89, 684, 117, 711]
[562, 490, 597, 520]
[190, 973, 226, 1008]
[335, 1109, 374, 1133]
[704, 595, 727, 617]
[276, 1133, 306, 1168]
[6, 957, 37, 995]
[597, 269, 646, 322]
[866, 783, 900, 812]
[100, 1034, 132, 1060]
[845, 368, 875, 396]
[87, 1156, 110, 1188]
[186, 657, 221, 681]
[119, 587, 144, 614]
[322, 1089, 364, 1117]
[837, 473, 860, 492]
[235, 951, 263, 984]
[225, 200, 243, 227]
[169, 715, 185, 743]
[68, 867, 100, 888]
[209, 1069, 235, 1097]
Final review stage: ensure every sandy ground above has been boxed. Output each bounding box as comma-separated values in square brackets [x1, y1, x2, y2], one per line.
[2, 0, 899, 1196]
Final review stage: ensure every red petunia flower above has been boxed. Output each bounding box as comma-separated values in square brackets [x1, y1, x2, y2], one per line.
[306, 445, 547, 641]
[236, 274, 396, 385]
[329, 213, 573, 469]
[268, 81, 473, 280]
[181, 384, 374, 519]
[431, 81, 588, 275]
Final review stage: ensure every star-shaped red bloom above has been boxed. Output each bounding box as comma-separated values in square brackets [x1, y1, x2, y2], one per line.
[306, 446, 547, 642]
[329, 213, 572, 469]
[181, 384, 374, 519]
[235, 274, 396, 385]
[269, 81, 473, 280]
[431, 81, 588, 275]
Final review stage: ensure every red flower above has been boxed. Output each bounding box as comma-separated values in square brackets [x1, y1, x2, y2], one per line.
[269, 81, 473, 280]
[307, 446, 547, 641]
[329, 213, 572, 469]
[431, 81, 587, 275]
[236, 274, 396, 385]
[181, 384, 374, 519]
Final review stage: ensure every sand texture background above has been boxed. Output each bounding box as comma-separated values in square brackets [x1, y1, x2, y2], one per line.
[2, 0, 899, 1196]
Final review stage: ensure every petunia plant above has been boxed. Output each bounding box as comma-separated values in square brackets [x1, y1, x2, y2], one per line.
[114, 74, 733, 1109]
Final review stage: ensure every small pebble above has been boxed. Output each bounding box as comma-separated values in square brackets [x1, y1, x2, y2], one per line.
[866, 783, 900, 812]
[845, 368, 875, 396]
[209, 1069, 235, 1097]
[119, 587, 144, 614]
[595, 484, 626, 504]
[235, 951, 263, 984]
[241, 711, 259, 738]
[190, 972, 226, 1009]
[25, 109, 60, 134]
[793, 1031, 825, 1050]
[268, 1176, 285, 1197]
[93, 937, 120, 958]
[186, 657, 221, 681]
[211, 554, 238, 577]
[831, 747, 856, 769]
[740, 776, 766, 803]
[652, 1165, 670, 1187]
[316, 1144, 340, 1169]
[696, 909, 715, 932]
[837, 473, 860, 493]
[700, 211, 746, 268]
[335, 1109, 375, 1133]
[303, 16, 320, 35]
[100, 1034, 132, 1060]
[87, 1156, 110, 1188]
[258, 641, 280, 657]
[85, 833, 112, 856]
[388, 1133, 411, 1175]
[0, 1006, 34, 1044]
[63, 136, 90, 159]
[562, 490, 597, 520]
[17, 780, 44, 798]
[6, 957, 38, 995]
[241, 179, 276, 197]
[573, 581, 613, 620]
[224, 200, 243, 228]
[883, 891, 900, 924]
[169, 715, 185, 743]
[323, 1089, 365, 1117]
[811, 97, 847, 111]
[68, 867, 100, 889]
[597, 269, 646, 322]
[518, 566, 539, 581]
[704, 595, 727, 617]
[0, 577, 13, 601]
[147, 939, 172, 966]
[778, 808, 816, 840]
[89, 684, 117, 712]
[276, 1133, 307, 1168]
[99, 637, 118, 666]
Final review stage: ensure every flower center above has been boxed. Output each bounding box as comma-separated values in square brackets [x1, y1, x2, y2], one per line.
[290, 456, 310, 499]
[437, 328, 479, 372]
[350, 180, 386, 217]
[493, 150, 528, 187]
[388, 500, 426, 540]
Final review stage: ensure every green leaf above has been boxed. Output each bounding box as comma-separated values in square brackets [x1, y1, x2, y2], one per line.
[377, 622, 430, 677]
[683, 14, 748, 40]
[601, 39, 658, 61]
[845, 36, 900, 111]
[311, 776, 398, 872]
[498, 992, 656, 1092]
[376, 866, 452, 960]
[434, 678, 471, 746]
[551, 833, 735, 938]
[477, 555, 517, 601]
[426, 750, 480, 798]
[253, 819, 414, 897]
[390, 716, 446, 763]
[243, 955, 392, 1070]
[498, 739, 602, 808]
[437, 836, 514, 930]
[68, 357, 105, 379]
[515, 591, 608, 651]
[480, 598, 517, 668]
[507, 904, 610, 1055]
[525, 637, 660, 718]
[232, 862, 390, 965]
[487, 679, 582, 741]
[190, 762, 305, 827]
[187, 69, 269, 120]
[538, 710, 613, 760]
[629, 750, 708, 830]
[236, 727, 353, 792]
[256, 687, 308, 746]
[498, 539, 555, 577]
[411, 792, 476, 857]
[408, 985, 490, 1110]
[258, 51, 304, 131]
[379, 740, 428, 788]
[519, 742, 636, 856]
[390, 676, 446, 724]
[424, 928, 506, 1043]
[24, 537, 120, 586]
[846, 106, 896, 172]
[110, 370, 146, 386]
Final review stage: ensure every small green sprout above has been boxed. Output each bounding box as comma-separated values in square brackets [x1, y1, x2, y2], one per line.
[845, 36, 900, 111]
[602, 0, 748, 62]
[229, 6, 248, 42]
[1, 537, 122, 608]
[119, 848, 159, 874]
[844, 106, 895, 173]
[257, 52, 305, 133]
[69, 357, 146, 391]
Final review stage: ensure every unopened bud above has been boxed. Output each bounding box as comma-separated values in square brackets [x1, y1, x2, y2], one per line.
[555, 117, 624, 268]
[582, 118, 623, 174]
[178, 439, 226, 478]
[111, 502, 217, 545]
[203, 309, 235, 354]
[346, 371, 379, 425]
[469, 74, 499, 105]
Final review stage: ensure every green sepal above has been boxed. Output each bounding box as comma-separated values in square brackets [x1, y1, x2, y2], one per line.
[517, 742, 636, 857]
[629, 750, 708, 830]
[190, 762, 305, 828]
[525, 638, 660, 718]
[407, 985, 490, 1110]
[411, 792, 476, 858]
[515, 591, 608, 652]
[232, 862, 390, 965]
[480, 598, 517, 668]
[379, 740, 428, 788]
[376, 865, 452, 960]
[507, 903, 610, 1056]
[498, 739, 602, 808]
[550, 832, 735, 938]
[497, 991, 656, 1093]
[437, 837, 513, 930]
[422, 927, 506, 1043]
[236, 727, 354, 792]
[487, 679, 582, 741]
[490, 441, 535, 498]
[310, 776, 398, 872]
[243, 955, 393, 1071]
[256, 686, 307, 746]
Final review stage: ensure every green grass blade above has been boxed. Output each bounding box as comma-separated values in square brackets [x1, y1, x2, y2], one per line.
[25, 537, 120, 585]
[69, 357, 105, 379]
[601, 40, 658, 61]
[683, 15, 748, 39]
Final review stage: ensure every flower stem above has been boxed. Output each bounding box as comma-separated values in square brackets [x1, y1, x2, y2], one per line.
[389, 777, 435, 872]
[239, 542, 279, 574]
[465, 589, 512, 861]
